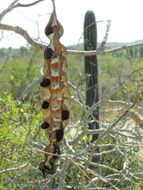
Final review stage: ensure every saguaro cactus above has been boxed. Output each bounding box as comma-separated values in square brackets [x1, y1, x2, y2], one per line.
[84, 11, 99, 143]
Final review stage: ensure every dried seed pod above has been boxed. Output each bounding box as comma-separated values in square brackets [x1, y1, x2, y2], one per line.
[39, 0, 70, 176]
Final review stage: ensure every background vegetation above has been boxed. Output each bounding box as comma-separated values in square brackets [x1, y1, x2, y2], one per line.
[0, 44, 143, 189]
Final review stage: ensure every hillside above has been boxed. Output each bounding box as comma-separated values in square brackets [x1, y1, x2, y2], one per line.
[67, 40, 143, 50]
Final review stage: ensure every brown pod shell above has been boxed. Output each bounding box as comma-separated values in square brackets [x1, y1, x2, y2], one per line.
[40, 2, 70, 176]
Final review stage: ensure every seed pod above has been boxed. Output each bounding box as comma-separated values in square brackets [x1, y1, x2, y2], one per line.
[39, 0, 70, 176]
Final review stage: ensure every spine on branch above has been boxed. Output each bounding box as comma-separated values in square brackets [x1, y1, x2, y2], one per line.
[84, 10, 99, 142]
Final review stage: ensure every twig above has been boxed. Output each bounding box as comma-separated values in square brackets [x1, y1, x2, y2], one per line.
[97, 20, 111, 50]
[14, 0, 45, 8]
[0, 24, 44, 50]
[0, 24, 143, 56]
[76, 19, 111, 49]
[57, 158, 69, 190]
[0, 0, 45, 22]
[67, 42, 143, 56]
[0, 163, 28, 174]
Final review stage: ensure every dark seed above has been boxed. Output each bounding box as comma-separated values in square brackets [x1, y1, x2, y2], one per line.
[39, 162, 46, 177]
[62, 110, 70, 120]
[55, 129, 64, 142]
[53, 143, 60, 159]
[42, 101, 49, 109]
[40, 78, 51, 87]
[53, 145, 61, 159]
[41, 122, 49, 129]
[45, 25, 53, 36]
[53, 143, 60, 155]
[39, 161, 54, 177]
[44, 48, 53, 59]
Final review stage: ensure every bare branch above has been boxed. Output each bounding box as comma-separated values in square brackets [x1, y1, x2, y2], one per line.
[97, 20, 111, 50]
[0, 0, 45, 22]
[84, 103, 136, 152]
[101, 100, 143, 129]
[0, 31, 3, 41]
[15, 0, 45, 8]
[76, 19, 111, 49]
[0, 23, 45, 50]
[129, 110, 143, 129]
[0, 0, 18, 22]
[0, 163, 28, 175]
[67, 42, 143, 56]
[0, 24, 143, 57]
[57, 158, 69, 190]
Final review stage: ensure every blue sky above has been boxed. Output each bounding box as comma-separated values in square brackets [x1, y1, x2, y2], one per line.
[0, 0, 143, 48]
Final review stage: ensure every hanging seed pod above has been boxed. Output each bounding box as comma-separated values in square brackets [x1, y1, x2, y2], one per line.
[39, 0, 70, 176]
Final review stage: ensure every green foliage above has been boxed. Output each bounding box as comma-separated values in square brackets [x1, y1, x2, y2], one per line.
[99, 54, 143, 102]
[0, 46, 143, 189]
[0, 48, 45, 189]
